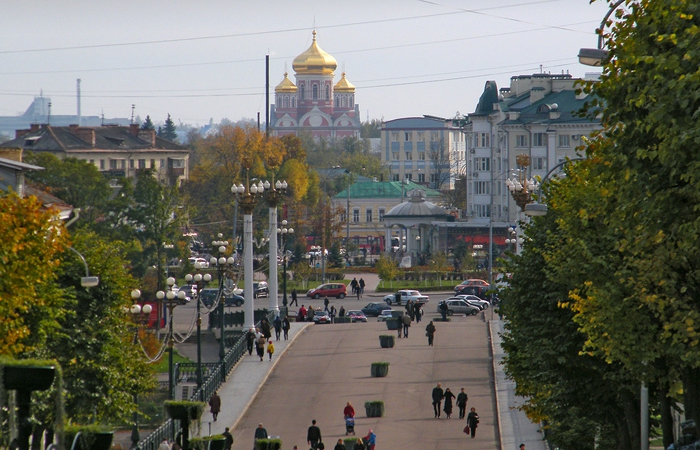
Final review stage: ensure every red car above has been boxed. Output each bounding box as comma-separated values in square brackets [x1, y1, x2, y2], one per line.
[306, 283, 347, 299]
[454, 279, 489, 293]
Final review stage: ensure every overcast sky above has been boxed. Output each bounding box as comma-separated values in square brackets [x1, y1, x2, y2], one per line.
[1, 0, 611, 127]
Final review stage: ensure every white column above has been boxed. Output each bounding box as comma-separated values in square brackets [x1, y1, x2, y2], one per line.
[268, 206, 279, 313]
[243, 213, 255, 329]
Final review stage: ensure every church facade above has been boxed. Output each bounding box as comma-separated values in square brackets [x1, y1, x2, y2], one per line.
[270, 31, 361, 139]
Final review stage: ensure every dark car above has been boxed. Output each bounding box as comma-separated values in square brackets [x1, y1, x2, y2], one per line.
[361, 302, 387, 317]
[455, 284, 490, 300]
[198, 288, 244, 307]
[224, 294, 245, 307]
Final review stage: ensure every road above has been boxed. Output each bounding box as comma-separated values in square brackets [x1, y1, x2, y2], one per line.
[229, 308, 497, 450]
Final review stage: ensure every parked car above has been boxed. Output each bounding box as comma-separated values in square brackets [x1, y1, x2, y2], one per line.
[313, 310, 332, 324]
[346, 310, 367, 323]
[177, 285, 196, 304]
[455, 294, 490, 309]
[454, 279, 489, 293]
[383, 289, 429, 306]
[361, 302, 387, 317]
[377, 309, 394, 322]
[198, 288, 244, 307]
[188, 257, 210, 268]
[224, 294, 245, 307]
[455, 284, 490, 299]
[306, 283, 347, 299]
[437, 298, 480, 316]
[253, 281, 269, 298]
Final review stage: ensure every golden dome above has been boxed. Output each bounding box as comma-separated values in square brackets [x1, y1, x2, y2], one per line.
[334, 72, 355, 93]
[292, 30, 337, 75]
[275, 72, 297, 93]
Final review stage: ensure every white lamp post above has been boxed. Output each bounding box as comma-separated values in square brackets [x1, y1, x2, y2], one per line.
[156, 277, 185, 400]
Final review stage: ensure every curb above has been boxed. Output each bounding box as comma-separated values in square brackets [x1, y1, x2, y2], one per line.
[490, 320, 505, 450]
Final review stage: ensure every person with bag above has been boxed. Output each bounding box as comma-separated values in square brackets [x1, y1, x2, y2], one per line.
[466, 407, 480, 438]
[256, 334, 266, 361]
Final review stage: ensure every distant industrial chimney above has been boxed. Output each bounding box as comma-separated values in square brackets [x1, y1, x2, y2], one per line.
[77, 79, 82, 126]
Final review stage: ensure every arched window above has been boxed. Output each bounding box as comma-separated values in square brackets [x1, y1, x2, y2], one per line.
[341, 97, 346, 107]
[335, 97, 339, 107]
[325, 85, 330, 99]
[292, 97, 296, 108]
[300, 85, 305, 99]
[350, 96, 354, 108]
[277, 97, 281, 107]
[283, 97, 288, 108]
[312, 84, 318, 100]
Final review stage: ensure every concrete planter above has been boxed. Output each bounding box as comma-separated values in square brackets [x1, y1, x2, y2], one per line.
[370, 362, 389, 378]
[378, 335, 395, 348]
[364, 401, 385, 418]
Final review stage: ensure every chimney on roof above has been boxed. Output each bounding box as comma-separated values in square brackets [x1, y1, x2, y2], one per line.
[30, 123, 40, 131]
[129, 123, 139, 136]
[15, 129, 31, 139]
[138, 129, 156, 147]
[69, 127, 96, 146]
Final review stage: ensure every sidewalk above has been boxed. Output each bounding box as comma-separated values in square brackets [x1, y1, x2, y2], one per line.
[490, 319, 547, 450]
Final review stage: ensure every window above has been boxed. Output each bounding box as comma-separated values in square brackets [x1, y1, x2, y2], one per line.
[110, 160, 117, 170]
[404, 132, 411, 142]
[392, 174, 399, 181]
[100, 159, 105, 170]
[325, 85, 330, 99]
[353, 209, 360, 223]
[366, 209, 373, 223]
[515, 135, 528, 147]
[151, 159, 156, 168]
[391, 132, 399, 142]
[284, 97, 289, 107]
[417, 132, 425, 141]
[379, 209, 385, 221]
[430, 131, 439, 141]
[392, 152, 399, 160]
[532, 133, 545, 146]
[475, 204, 491, 218]
[418, 152, 425, 160]
[138, 159, 146, 169]
[160, 159, 165, 169]
[558, 134, 570, 147]
[405, 174, 412, 181]
[479, 133, 490, 147]
[405, 152, 412, 160]
[300, 85, 305, 99]
[129, 159, 135, 169]
[171, 159, 185, 168]
[474, 181, 490, 195]
[475, 157, 491, 171]
[312, 84, 318, 99]
[430, 173, 438, 183]
[532, 157, 546, 170]
[89, 159, 94, 165]
[341, 210, 347, 222]
[418, 173, 425, 183]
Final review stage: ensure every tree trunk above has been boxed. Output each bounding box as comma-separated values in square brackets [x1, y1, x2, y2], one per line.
[619, 389, 640, 450]
[682, 366, 700, 425]
[658, 385, 675, 450]
[613, 409, 633, 450]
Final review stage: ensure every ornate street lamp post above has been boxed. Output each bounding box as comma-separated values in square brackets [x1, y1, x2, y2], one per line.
[156, 277, 185, 400]
[278, 220, 294, 307]
[262, 178, 288, 314]
[231, 177, 268, 330]
[128, 289, 152, 448]
[184, 262, 212, 400]
[210, 235, 235, 362]
[505, 154, 538, 212]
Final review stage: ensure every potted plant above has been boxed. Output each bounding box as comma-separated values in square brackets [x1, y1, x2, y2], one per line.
[385, 318, 399, 330]
[64, 425, 114, 450]
[370, 362, 390, 378]
[378, 335, 395, 348]
[189, 435, 226, 450]
[254, 438, 282, 450]
[164, 400, 206, 450]
[344, 437, 359, 450]
[364, 400, 385, 418]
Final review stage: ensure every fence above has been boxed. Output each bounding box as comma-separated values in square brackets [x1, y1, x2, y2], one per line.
[137, 309, 275, 450]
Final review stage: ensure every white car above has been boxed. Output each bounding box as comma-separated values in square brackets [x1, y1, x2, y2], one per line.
[455, 294, 490, 309]
[383, 289, 429, 306]
[377, 310, 395, 322]
[437, 299, 480, 316]
[188, 257, 209, 268]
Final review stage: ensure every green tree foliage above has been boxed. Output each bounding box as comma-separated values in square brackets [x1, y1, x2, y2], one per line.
[360, 119, 382, 138]
[158, 113, 178, 142]
[141, 115, 155, 130]
[0, 192, 68, 356]
[375, 255, 400, 288]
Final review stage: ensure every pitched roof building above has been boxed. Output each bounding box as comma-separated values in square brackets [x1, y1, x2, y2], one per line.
[0, 123, 189, 185]
[270, 31, 361, 140]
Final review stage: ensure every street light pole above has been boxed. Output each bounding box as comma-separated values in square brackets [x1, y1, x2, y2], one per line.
[263, 179, 288, 314]
[184, 263, 211, 401]
[128, 289, 152, 448]
[210, 235, 235, 362]
[156, 277, 185, 400]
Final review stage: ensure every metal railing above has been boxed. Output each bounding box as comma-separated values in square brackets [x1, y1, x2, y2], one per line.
[137, 309, 275, 450]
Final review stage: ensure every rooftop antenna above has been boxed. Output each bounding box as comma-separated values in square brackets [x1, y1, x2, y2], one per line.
[101, 110, 105, 126]
[47, 102, 51, 125]
[131, 104, 135, 124]
[540, 64, 543, 73]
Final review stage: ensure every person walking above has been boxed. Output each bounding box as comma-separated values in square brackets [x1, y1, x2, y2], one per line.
[443, 387, 456, 419]
[282, 316, 291, 340]
[330, 305, 337, 323]
[273, 315, 282, 340]
[260, 317, 272, 339]
[267, 339, 275, 360]
[519, 445, 526, 450]
[456, 388, 468, 419]
[222, 428, 233, 450]
[414, 303, 422, 323]
[396, 315, 403, 338]
[439, 300, 448, 321]
[405, 299, 414, 321]
[299, 305, 307, 322]
[425, 320, 436, 346]
[350, 278, 358, 296]
[306, 306, 315, 322]
[466, 407, 480, 438]
[254, 423, 268, 446]
[245, 327, 256, 355]
[343, 402, 355, 418]
[363, 429, 376, 450]
[401, 313, 411, 338]
[355, 285, 360, 300]
[359, 278, 365, 297]
[324, 297, 330, 311]
[431, 382, 444, 418]
[256, 334, 266, 361]
[208, 391, 221, 422]
[290, 288, 298, 306]
[333, 439, 346, 450]
[307, 419, 322, 450]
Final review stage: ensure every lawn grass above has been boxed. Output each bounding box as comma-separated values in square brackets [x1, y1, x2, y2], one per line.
[377, 279, 458, 292]
[153, 349, 192, 373]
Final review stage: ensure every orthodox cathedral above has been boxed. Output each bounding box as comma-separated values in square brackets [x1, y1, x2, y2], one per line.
[270, 31, 361, 139]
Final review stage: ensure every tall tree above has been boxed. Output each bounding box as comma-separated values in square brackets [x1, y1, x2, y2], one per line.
[428, 137, 452, 190]
[158, 113, 178, 142]
[141, 115, 155, 130]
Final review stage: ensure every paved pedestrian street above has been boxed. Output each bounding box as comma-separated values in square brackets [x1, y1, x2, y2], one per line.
[229, 314, 497, 450]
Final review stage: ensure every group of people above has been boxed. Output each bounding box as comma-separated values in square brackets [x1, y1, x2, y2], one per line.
[431, 383, 480, 438]
[255, 417, 376, 450]
[349, 277, 365, 299]
[245, 318, 289, 361]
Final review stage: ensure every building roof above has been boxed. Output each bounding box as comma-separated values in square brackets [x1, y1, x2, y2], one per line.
[384, 189, 448, 218]
[0, 124, 188, 153]
[292, 30, 337, 76]
[336, 180, 441, 199]
[333, 72, 355, 93]
[381, 117, 450, 130]
[275, 72, 297, 93]
[501, 90, 597, 125]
